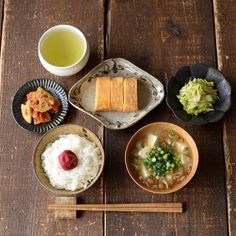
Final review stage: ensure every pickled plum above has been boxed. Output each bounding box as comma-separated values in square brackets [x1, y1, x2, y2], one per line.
[58, 150, 78, 170]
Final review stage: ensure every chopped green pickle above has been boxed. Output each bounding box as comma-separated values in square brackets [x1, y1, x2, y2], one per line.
[177, 78, 218, 115]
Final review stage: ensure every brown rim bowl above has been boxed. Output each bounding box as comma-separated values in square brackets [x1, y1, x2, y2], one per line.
[125, 122, 199, 194]
[33, 124, 105, 195]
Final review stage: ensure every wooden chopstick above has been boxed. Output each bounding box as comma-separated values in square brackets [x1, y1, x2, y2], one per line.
[48, 203, 183, 213]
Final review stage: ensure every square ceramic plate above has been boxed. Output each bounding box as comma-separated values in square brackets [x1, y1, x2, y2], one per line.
[68, 58, 164, 130]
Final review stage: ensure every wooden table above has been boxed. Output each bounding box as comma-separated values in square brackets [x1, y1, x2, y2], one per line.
[0, 0, 235, 235]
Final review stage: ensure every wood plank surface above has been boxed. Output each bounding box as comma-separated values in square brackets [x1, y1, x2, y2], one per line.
[213, 1, 236, 236]
[0, 1, 104, 235]
[0, 0, 3, 47]
[104, 0, 228, 235]
[0, 0, 235, 235]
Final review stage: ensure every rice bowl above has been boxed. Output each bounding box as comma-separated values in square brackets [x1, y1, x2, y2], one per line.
[42, 134, 102, 191]
[33, 124, 105, 195]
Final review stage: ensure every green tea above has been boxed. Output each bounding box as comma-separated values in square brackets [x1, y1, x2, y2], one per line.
[41, 30, 85, 67]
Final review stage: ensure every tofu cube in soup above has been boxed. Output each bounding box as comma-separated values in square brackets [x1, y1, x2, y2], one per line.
[138, 146, 151, 159]
[145, 134, 158, 148]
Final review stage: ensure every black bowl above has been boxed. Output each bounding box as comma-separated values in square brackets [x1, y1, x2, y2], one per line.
[166, 64, 231, 125]
[12, 78, 68, 133]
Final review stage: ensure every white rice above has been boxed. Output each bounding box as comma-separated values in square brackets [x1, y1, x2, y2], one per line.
[41, 134, 102, 191]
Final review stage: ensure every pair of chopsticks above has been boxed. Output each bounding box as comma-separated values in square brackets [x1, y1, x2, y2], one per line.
[48, 202, 183, 213]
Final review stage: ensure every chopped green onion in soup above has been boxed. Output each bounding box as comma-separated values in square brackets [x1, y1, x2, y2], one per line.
[131, 129, 193, 190]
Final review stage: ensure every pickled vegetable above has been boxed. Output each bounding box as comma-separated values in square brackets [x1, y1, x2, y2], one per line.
[177, 78, 218, 115]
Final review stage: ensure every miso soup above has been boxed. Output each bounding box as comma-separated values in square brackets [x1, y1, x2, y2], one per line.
[131, 129, 193, 190]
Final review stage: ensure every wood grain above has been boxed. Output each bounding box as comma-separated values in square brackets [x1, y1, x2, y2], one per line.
[0, 1, 104, 235]
[0, 0, 234, 235]
[213, 1, 236, 235]
[54, 196, 77, 219]
[104, 0, 227, 235]
[48, 202, 183, 213]
[0, 0, 4, 50]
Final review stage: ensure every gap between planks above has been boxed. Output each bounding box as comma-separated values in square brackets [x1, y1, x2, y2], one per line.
[0, 0, 6, 123]
[212, 1, 231, 236]
[103, 1, 111, 236]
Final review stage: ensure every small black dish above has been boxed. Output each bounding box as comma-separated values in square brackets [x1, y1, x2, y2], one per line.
[12, 78, 68, 133]
[166, 64, 231, 125]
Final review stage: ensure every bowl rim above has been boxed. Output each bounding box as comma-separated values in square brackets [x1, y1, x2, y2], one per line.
[125, 122, 199, 194]
[38, 24, 88, 69]
[11, 78, 68, 133]
[68, 57, 165, 129]
[165, 64, 231, 125]
[32, 124, 105, 195]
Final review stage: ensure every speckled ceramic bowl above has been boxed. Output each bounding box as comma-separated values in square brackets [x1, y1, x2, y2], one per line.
[69, 58, 165, 130]
[166, 64, 231, 125]
[33, 124, 105, 195]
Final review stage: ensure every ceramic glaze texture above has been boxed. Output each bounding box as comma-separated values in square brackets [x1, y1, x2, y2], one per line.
[33, 124, 105, 195]
[38, 25, 90, 76]
[69, 58, 165, 129]
[166, 64, 231, 125]
[12, 78, 68, 133]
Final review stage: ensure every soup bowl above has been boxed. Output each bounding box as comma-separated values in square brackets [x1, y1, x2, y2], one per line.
[33, 124, 105, 195]
[125, 122, 199, 194]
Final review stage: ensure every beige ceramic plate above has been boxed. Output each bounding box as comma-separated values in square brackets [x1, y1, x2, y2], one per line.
[33, 124, 105, 195]
[125, 122, 199, 194]
[68, 58, 164, 130]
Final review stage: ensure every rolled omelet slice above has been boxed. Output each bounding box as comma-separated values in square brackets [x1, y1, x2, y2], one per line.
[110, 77, 124, 111]
[94, 76, 111, 111]
[123, 77, 138, 112]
